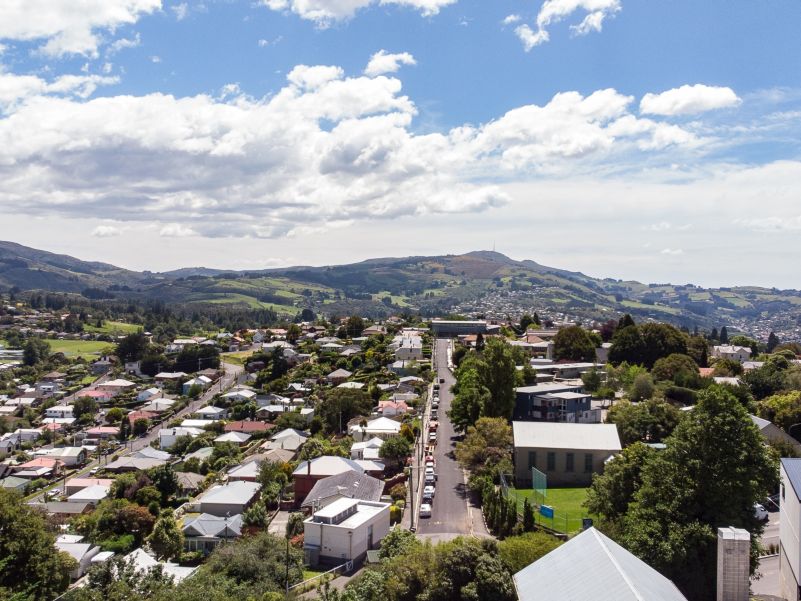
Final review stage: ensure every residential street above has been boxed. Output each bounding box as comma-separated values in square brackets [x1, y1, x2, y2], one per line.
[416, 338, 489, 541]
[29, 361, 244, 502]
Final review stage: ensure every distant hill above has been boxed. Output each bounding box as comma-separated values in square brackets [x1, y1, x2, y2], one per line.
[1, 240, 800, 339]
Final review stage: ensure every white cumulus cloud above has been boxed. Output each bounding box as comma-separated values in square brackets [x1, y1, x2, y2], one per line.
[364, 50, 417, 77]
[0, 0, 161, 57]
[260, 0, 455, 25]
[502, 14, 521, 25]
[640, 84, 742, 116]
[91, 225, 122, 237]
[513, 0, 621, 51]
[0, 59, 710, 241]
[172, 2, 189, 20]
[0, 71, 118, 111]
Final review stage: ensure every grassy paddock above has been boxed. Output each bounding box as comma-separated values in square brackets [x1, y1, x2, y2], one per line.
[508, 487, 594, 534]
[48, 340, 113, 359]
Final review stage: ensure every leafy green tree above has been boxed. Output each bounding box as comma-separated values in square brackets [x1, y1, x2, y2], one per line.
[23, 338, 51, 366]
[286, 324, 302, 344]
[686, 335, 709, 368]
[719, 326, 729, 344]
[149, 464, 179, 505]
[243, 501, 268, 528]
[133, 417, 150, 436]
[767, 331, 780, 353]
[62, 556, 174, 601]
[105, 407, 124, 423]
[628, 373, 654, 402]
[0, 489, 77, 600]
[712, 358, 743, 377]
[497, 531, 562, 573]
[319, 388, 374, 433]
[378, 527, 420, 560]
[115, 332, 148, 363]
[378, 435, 412, 468]
[606, 399, 681, 446]
[345, 316, 365, 338]
[639, 323, 688, 369]
[729, 335, 758, 357]
[743, 362, 787, 400]
[455, 417, 513, 479]
[651, 353, 699, 385]
[620, 387, 777, 601]
[553, 326, 596, 362]
[581, 368, 602, 393]
[148, 510, 184, 561]
[479, 338, 517, 419]
[608, 325, 647, 366]
[72, 396, 98, 420]
[586, 442, 655, 523]
[522, 497, 535, 532]
[449, 367, 490, 431]
[758, 391, 801, 432]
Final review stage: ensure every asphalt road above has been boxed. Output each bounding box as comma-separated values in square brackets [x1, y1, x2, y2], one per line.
[416, 339, 480, 541]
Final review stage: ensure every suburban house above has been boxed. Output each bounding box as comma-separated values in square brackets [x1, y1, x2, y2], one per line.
[751, 415, 801, 454]
[183, 513, 243, 555]
[195, 406, 228, 420]
[13, 457, 63, 479]
[97, 378, 136, 396]
[141, 398, 176, 413]
[104, 457, 167, 472]
[224, 420, 272, 435]
[303, 498, 391, 567]
[124, 548, 197, 582]
[264, 428, 309, 453]
[301, 471, 384, 511]
[514, 383, 595, 423]
[712, 345, 752, 363]
[326, 369, 353, 385]
[513, 527, 688, 601]
[293, 456, 367, 505]
[154, 372, 188, 387]
[67, 484, 110, 506]
[182, 376, 213, 395]
[513, 422, 622, 487]
[159, 426, 204, 450]
[349, 417, 402, 442]
[137, 388, 162, 402]
[175, 472, 205, 496]
[377, 400, 410, 417]
[351, 437, 384, 461]
[133, 447, 172, 461]
[222, 389, 257, 404]
[214, 431, 251, 447]
[55, 534, 101, 579]
[45, 405, 74, 419]
[85, 426, 120, 441]
[198, 481, 261, 516]
[64, 478, 114, 496]
[42, 447, 87, 468]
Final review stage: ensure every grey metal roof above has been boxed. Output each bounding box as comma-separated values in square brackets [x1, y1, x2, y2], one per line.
[782, 458, 801, 500]
[183, 513, 243, 538]
[301, 471, 384, 509]
[293, 455, 365, 477]
[513, 422, 622, 452]
[514, 528, 688, 601]
[199, 481, 260, 505]
[133, 447, 172, 461]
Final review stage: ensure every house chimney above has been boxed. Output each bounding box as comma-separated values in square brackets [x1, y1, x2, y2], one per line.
[307, 460, 311, 476]
[717, 527, 750, 601]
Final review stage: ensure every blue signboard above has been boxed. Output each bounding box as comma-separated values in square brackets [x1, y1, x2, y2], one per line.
[539, 505, 554, 519]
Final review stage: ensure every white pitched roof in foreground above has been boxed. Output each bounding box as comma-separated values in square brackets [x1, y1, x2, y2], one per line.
[513, 421, 622, 452]
[514, 528, 688, 601]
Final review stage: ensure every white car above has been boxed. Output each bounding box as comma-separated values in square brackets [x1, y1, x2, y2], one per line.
[420, 503, 432, 518]
[425, 466, 437, 480]
[423, 485, 436, 500]
[754, 503, 769, 522]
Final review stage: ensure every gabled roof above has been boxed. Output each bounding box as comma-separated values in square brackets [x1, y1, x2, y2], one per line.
[183, 513, 243, 538]
[327, 368, 352, 378]
[782, 458, 801, 500]
[214, 431, 251, 444]
[513, 528, 688, 601]
[293, 455, 365, 477]
[301, 471, 384, 508]
[132, 447, 171, 461]
[199, 481, 260, 505]
[513, 422, 622, 452]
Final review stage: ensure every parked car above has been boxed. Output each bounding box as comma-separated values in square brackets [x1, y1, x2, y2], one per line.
[428, 431, 437, 442]
[420, 503, 432, 518]
[88, 467, 99, 475]
[439, 378, 445, 384]
[423, 485, 436, 501]
[754, 503, 769, 522]
[425, 474, 436, 486]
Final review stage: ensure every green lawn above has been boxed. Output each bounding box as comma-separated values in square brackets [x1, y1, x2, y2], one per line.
[83, 321, 142, 335]
[48, 340, 113, 359]
[509, 487, 595, 534]
[221, 351, 254, 366]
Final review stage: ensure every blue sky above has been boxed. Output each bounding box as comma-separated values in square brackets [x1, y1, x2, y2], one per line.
[1, 0, 800, 287]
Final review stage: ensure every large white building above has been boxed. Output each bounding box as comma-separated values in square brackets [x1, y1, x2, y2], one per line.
[303, 498, 391, 567]
[780, 458, 801, 600]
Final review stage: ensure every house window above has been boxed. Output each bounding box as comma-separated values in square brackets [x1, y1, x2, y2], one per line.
[566, 453, 574, 472]
[584, 454, 593, 473]
[547, 452, 556, 472]
[782, 484, 785, 501]
[528, 451, 537, 470]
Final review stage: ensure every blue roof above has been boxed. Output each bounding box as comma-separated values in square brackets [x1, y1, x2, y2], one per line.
[782, 458, 801, 500]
